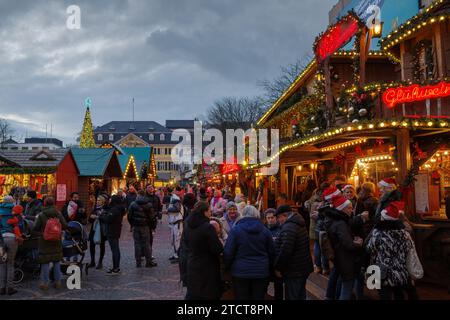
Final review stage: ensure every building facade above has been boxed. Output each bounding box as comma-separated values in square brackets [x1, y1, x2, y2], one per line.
[2, 137, 64, 151]
[93, 120, 194, 184]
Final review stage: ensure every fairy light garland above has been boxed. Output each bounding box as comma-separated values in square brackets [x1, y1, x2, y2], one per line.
[380, 0, 447, 52]
[123, 155, 139, 180]
[321, 138, 367, 152]
[249, 118, 449, 169]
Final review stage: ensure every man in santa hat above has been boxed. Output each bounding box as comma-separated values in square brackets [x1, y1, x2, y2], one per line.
[324, 195, 364, 300]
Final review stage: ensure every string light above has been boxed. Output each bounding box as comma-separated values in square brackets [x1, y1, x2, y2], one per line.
[321, 139, 367, 152]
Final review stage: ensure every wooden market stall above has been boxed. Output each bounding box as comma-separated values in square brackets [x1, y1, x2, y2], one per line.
[71, 148, 123, 211]
[0, 149, 79, 208]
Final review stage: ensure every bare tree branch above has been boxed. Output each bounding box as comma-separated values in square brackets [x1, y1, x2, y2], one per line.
[258, 53, 313, 107]
[0, 118, 14, 149]
[206, 97, 264, 131]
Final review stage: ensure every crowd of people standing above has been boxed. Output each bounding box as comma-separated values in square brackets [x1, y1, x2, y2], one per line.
[0, 176, 424, 301]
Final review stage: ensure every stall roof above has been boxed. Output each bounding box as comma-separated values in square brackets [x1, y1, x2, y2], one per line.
[71, 148, 120, 177]
[0, 149, 70, 168]
[118, 147, 152, 173]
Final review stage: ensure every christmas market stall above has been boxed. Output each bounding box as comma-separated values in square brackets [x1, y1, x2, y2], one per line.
[251, 1, 450, 290]
[0, 149, 79, 208]
[117, 147, 156, 188]
[71, 148, 123, 210]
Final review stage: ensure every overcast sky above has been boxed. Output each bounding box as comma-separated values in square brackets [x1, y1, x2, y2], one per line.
[0, 0, 335, 144]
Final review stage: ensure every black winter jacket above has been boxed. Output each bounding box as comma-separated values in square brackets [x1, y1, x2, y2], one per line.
[127, 197, 155, 228]
[184, 212, 223, 300]
[99, 204, 126, 239]
[353, 194, 378, 239]
[325, 208, 361, 281]
[275, 213, 313, 278]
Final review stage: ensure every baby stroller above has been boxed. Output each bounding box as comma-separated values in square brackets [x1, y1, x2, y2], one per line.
[13, 219, 41, 284]
[60, 221, 89, 278]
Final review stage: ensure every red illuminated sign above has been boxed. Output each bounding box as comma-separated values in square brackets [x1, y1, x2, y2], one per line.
[315, 15, 359, 63]
[383, 82, 450, 108]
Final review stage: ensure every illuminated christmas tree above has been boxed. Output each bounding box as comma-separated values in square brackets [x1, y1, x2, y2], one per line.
[79, 98, 96, 148]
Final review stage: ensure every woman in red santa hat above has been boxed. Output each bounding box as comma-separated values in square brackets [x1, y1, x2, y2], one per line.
[366, 201, 421, 300]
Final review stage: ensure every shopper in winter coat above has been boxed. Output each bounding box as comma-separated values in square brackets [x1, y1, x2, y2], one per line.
[0, 196, 19, 296]
[184, 201, 223, 300]
[179, 193, 198, 287]
[274, 205, 313, 300]
[324, 196, 364, 300]
[366, 201, 418, 300]
[99, 195, 126, 274]
[220, 202, 240, 236]
[264, 209, 281, 240]
[33, 197, 68, 291]
[234, 194, 247, 215]
[24, 190, 42, 218]
[88, 195, 108, 269]
[126, 186, 138, 209]
[224, 205, 275, 300]
[61, 192, 86, 225]
[128, 191, 156, 268]
[263, 208, 283, 300]
[354, 182, 378, 239]
[210, 190, 227, 218]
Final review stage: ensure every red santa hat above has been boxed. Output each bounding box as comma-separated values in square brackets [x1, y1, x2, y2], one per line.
[378, 178, 397, 188]
[342, 184, 355, 191]
[322, 187, 342, 201]
[380, 201, 405, 221]
[331, 196, 352, 211]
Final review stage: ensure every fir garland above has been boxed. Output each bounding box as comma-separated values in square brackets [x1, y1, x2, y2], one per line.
[0, 167, 57, 174]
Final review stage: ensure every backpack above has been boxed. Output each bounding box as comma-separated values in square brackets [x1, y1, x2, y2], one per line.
[43, 217, 62, 241]
[319, 231, 335, 261]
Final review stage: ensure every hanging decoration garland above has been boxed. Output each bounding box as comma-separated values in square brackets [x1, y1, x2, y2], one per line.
[413, 40, 435, 82]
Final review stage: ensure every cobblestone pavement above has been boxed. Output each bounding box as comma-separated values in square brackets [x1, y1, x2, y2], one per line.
[2, 215, 186, 300]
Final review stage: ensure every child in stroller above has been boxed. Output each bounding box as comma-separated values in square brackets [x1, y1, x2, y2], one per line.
[61, 221, 89, 277]
[13, 219, 40, 284]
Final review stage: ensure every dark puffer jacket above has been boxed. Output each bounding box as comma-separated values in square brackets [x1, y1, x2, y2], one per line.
[99, 196, 126, 239]
[224, 217, 275, 279]
[184, 211, 223, 300]
[274, 213, 313, 278]
[324, 208, 361, 281]
[353, 194, 378, 239]
[127, 196, 154, 228]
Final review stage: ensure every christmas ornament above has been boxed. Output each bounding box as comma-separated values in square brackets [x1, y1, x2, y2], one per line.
[358, 108, 368, 117]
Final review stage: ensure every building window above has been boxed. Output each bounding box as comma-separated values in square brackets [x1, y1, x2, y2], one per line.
[149, 134, 154, 141]
[98, 134, 103, 141]
[109, 134, 114, 141]
[160, 134, 165, 141]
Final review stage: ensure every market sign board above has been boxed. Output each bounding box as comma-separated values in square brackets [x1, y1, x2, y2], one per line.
[330, 0, 419, 50]
[315, 14, 359, 63]
[382, 82, 450, 108]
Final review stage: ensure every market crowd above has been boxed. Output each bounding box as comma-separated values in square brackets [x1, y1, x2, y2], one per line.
[0, 177, 424, 300]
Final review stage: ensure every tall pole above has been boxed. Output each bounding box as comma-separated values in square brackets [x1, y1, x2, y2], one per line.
[132, 98, 135, 123]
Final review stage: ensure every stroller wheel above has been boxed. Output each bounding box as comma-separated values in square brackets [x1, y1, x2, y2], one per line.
[13, 269, 25, 284]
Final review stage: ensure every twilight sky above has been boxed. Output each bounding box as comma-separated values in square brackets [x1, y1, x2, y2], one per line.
[0, 0, 335, 144]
